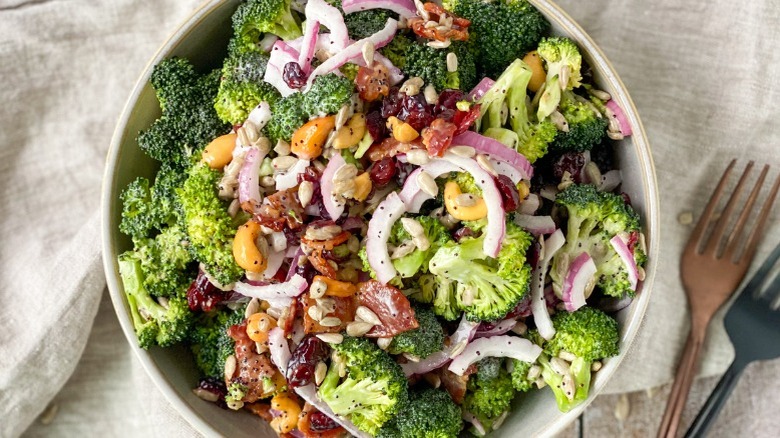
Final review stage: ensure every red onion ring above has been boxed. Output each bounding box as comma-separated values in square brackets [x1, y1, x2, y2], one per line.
[467, 77, 495, 102]
[238, 147, 262, 212]
[610, 234, 639, 291]
[452, 131, 534, 180]
[448, 335, 543, 376]
[562, 252, 597, 312]
[321, 152, 346, 220]
[268, 327, 291, 375]
[532, 229, 564, 340]
[606, 99, 632, 136]
[401, 316, 478, 376]
[233, 274, 309, 300]
[513, 215, 556, 236]
[365, 192, 407, 284]
[341, 0, 416, 19]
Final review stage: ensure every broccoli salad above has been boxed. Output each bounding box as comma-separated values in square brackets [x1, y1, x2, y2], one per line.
[117, 0, 645, 435]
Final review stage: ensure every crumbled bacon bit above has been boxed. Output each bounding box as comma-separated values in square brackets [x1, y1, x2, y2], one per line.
[422, 118, 458, 157]
[409, 3, 470, 42]
[355, 62, 390, 102]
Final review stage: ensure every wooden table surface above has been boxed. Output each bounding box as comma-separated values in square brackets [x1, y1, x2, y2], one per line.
[555, 359, 780, 437]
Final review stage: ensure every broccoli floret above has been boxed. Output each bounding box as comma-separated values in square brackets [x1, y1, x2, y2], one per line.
[264, 92, 306, 143]
[326, 0, 396, 40]
[133, 225, 194, 298]
[138, 58, 230, 169]
[476, 357, 503, 381]
[550, 184, 644, 298]
[538, 37, 582, 91]
[429, 220, 533, 322]
[189, 307, 245, 379]
[381, 388, 463, 438]
[119, 178, 156, 240]
[388, 305, 445, 359]
[539, 307, 619, 412]
[550, 90, 608, 152]
[118, 252, 194, 349]
[231, 0, 302, 53]
[416, 274, 460, 321]
[510, 359, 536, 393]
[303, 73, 355, 116]
[477, 59, 557, 163]
[382, 34, 477, 92]
[318, 336, 408, 435]
[215, 49, 281, 125]
[225, 382, 248, 408]
[443, 0, 549, 78]
[179, 163, 244, 285]
[463, 367, 516, 426]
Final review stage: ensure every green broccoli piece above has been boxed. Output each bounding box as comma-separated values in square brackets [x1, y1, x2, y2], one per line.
[463, 367, 516, 428]
[326, 0, 396, 40]
[536, 37, 582, 120]
[303, 73, 355, 116]
[138, 58, 230, 169]
[214, 49, 281, 125]
[318, 336, 409, 435]
[179, 163, 244, 285]
[477, 59, 557, 163]
[443, 0, 549, 78]
[382, 34, 477, 92]
[381, 388, 463, 438]
[264, 92, 306, 143]
[476, 357, 503, 381]
[189, 306, 245, 379]
[133, 225, 194, 298]
[118, 252, 194, 349]
[429, 220, 533, 322]
[231, 0, 302, 53]
[119, 177, 156, 240]
[550, 184, 644, 298]
[388, 305, 445, 359]
[416, 273, 460, 321]
[225, 382, 248, 408]
[550, 90, 608, 152]
[510, 358, 536, 393]
[539, 307, 619, 412]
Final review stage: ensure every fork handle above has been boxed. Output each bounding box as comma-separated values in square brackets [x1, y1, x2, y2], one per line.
[683, 360, 747, 438]
[657, 329, 706, 438]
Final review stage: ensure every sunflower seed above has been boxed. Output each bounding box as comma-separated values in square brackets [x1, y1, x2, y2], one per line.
[455, 193, 477, 208]
[449, 341, 467, 358]
[527, 365, 542, 381]
[377, 337, 393, 350]
[584, 161, 602, 186]
[272, 155, 298, 170]
[637, 266, 646, 281]
[307, 305, 323, 321]
[401, 217, 425, 238]
[476, 154, 498, 177]
[338, 360, 347, 377]
[260, 175, 275, 187]
[237, 127, 251, 148]
[446, 52, 458, 73]
[558, 351, 578, 362]
[356, 306, 382, 326]
[298, 181, 314, 208]
[391, 241, 417, 259]
[335, 104, 352, 130]
[157, 296, 170, 310]
[334, 163, 358, 183]
[412, 235, 430, 251]
[362, 40, 375, 66]
[559, 65, 571, 90]
[309, 279, 328, 299]
[266, 307, 282, 319]
[449, 145, 475, 158]
[492, 411, 509, 430]
[427, 39, 451, 49]
[460, 286, 475, 306]
[558, 171, 574, 191]
[550, 357, 571, 375]
[608, 130, 625, 141]
[550, 110, 569, 132]
[404, 353, 421, 362]
[414, 0, 429, 19]
[425, 20, 438, 29]
[244, 298, 260, 318]
[317, 332, 344, 343]
[406, 148, 430, 165]
[317, 297, 337, 314]
[423, 84, 438, 105]
[274, 139, 291, 156]
[305, 224, 342, 241]
[590, 88, 612, 101]
[561, 373, 576, 401]
[224, 355, 237, 381]
[535, 377, 547, 389]
[591, 361, 603, 372]
[614, 394, 631, 421]
[417, 171, 438, 197]
[315, 361, 328, 385]
[192, 388, 220, 403]
[319, 316, 342, 327]
[423, 373, 441, 389]
[254, 136, 272, 153]
[346, 321, 374, 337]
[400, 77, 424, 96]
[511, 321, 528, 335]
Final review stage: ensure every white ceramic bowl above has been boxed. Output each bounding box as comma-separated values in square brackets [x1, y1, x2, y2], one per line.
[101, 1, 659, 436]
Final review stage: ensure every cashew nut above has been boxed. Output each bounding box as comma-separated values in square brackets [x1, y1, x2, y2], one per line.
[333, 113, 366, 150]
[201, 133, 237, 169]
[233, 220, 267, 273]
[444, 181, 487, 220]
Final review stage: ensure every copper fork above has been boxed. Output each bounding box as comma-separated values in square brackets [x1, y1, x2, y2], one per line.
[657, 160, 780, 438]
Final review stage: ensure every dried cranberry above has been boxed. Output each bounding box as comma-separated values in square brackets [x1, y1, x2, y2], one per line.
[365, 110, 387, 141]
[436, 108, 456, 122]
[283, 226, 302, 248]
[621, 192, 632, 206]
[394, 159, 415, 186]
[504, 294, 532, 319]
[399, 93, 435, 131]
[436, 89, 466, 112]
[381, 88, 403, 118]
[495, 174, 520, 212]
[369, 157, 397, 187]
[309, 411, 340, 432]
[452, 103, 481, 134]
[282, 62, 307, 89]
[295, 258, 319, 284]
[197, 377, 228, 409]
[422, 118, 457, 156]
[452, 226, 475, 242]
[287, 336, 331, 388]
[355, 63, 390, 102]
[552, 152, 586, 182]
[186, 270, 225, 312]
[626, 230, 639, 253]
[405, 110, 436, 132]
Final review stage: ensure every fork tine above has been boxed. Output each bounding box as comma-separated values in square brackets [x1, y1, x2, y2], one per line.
[703, 161, 754, 255]
[690, 160, 736, 251]
[723, 165, 769, 257]
[738, 173, 780, 263]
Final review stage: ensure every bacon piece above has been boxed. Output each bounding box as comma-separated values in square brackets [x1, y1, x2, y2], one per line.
[357, 280, 419, 337]
[366, 137, 425, 162]
[356, 63, 391, 102]
[227, 322, 278, 403]
[422, 118, 458, 157]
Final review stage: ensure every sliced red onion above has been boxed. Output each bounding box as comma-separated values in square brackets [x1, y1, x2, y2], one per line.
[610, 234, 639, 291]
[606, 100, 632, 136]
[269, 231, 288, 253]
[262, 250, 286, 279]
[291, 319, 306, 345]
[294, 385, 371, 438]
[518, 193, 541, 215]
[513, 215, 556, 236]
[467, 77, 495, 102]
[562, 252, 597, 312]
[275, 158, 310, 190]
[259, 34, 280, 53]
[401, 316, 478, 376]
[474, 318, 517, 339]
[398, 159, 460, 212]
[246, 101, 272, 130]
[342, 0, 416, 18]
[265, 41, 300, 96]
[341, 216, 365, 231]
[489, 157, 523, 184]
[599, 169, 622, 192]
[321, 152, 346, 220]
[285, 248, 305, 281]
[463, 411, 486, 436]
[539, 185, 558, 201]
[234, 274, 309, 300]
[452, 131, 533, 180]
[448, 335, 543, 376]
[238, 147, 262, 212]
[443, 154, 505, 258]
[268, 327, 291, 375]
[305, 19, 397, 89]
[366, 192, 407, 284]
[532, 230, 565, 340]
[298, 20, 320, 74]
[308, 0, 350, 49]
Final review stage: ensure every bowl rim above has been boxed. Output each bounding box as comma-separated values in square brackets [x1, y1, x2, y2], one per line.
[100, 0, 660, 436]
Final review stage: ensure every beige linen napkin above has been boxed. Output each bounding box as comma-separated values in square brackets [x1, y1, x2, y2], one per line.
[4, 0, 780, 436]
